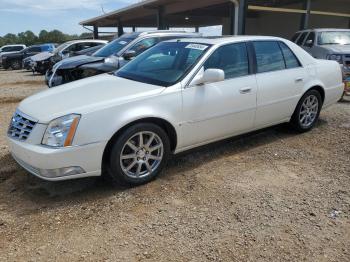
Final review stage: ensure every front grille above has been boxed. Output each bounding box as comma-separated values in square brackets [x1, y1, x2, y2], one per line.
[8, 111, 37, 141]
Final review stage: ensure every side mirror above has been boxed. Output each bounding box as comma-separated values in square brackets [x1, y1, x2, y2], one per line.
[191, 68, 225, 86]
[123, 50, 137, 60]
[305, 39, 314, 47]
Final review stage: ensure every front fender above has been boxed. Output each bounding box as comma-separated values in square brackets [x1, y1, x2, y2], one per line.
[73, 87, 183, 149]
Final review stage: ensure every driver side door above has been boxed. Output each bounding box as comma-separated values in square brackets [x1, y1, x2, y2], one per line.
[180, 43, 258, 148]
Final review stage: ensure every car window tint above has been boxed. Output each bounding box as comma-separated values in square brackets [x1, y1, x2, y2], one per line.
[253, 41, 286, 73]
[279, 42, 301, 69]
[291, 33, 301, 42]
[296, 32, 308, 46]
[129, 38, 159, 56]
[28, 47, 41, 53]
[204, 43, 249, 79]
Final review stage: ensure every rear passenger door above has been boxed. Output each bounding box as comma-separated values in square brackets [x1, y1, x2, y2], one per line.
[253, 41, 307, 128]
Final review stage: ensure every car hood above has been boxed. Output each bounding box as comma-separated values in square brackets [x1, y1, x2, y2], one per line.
[18, 73, 165, 123]
[57, 55, 105, 70]
[31, 52, 54, 62]
[322, 44, 350, 53]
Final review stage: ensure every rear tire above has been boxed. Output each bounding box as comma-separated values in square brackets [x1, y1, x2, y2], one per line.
[290, 89, 322, 132]
[106, 123, 170, 187]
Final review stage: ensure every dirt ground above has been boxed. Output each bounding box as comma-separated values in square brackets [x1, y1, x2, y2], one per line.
[0, 70, 349, 262]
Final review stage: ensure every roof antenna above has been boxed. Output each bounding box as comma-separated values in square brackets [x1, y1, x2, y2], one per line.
[101, 5, 106, 14]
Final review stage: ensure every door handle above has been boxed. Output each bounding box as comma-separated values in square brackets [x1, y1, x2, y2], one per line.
[295, 77, 304, 82]
[239, 87, 252, 94]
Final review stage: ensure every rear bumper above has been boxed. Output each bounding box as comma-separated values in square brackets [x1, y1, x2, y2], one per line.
[8, 137, 106, 181]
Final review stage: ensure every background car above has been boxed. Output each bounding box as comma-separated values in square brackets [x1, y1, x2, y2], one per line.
[7, 36, 344, 186]
[0, 44, 26, 67]
[22, 44, 56, 70]
[30, 39, 108, 75]
[1, 44, 55, 70]
[46, 30, 201, 87]
[291, 28, 350, 98]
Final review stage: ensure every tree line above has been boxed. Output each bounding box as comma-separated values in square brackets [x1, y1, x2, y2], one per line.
[0, 30, 93, 47]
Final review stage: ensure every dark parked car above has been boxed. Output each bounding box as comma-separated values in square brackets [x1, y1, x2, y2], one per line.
[2, 44, 55, 70]
[31, 39, 107, 75]
[46, 31, 201, 87]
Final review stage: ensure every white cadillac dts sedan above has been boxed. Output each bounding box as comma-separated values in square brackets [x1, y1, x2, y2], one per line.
[7, 36, 344, 186]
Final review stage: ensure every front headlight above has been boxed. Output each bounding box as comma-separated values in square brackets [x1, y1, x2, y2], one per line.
[327, 54, 343, 64]
[42, 114, 80, 147]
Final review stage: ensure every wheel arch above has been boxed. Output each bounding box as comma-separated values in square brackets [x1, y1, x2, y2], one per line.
[101, 117, 178, 172]
[305, 85, 325, 104]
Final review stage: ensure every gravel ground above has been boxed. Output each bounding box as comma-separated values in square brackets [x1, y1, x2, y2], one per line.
[0, 70, 349, 262]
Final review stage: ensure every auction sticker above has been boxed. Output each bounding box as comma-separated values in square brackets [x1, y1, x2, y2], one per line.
[185, 44, 208, 51]
[119, 41, 128, 45]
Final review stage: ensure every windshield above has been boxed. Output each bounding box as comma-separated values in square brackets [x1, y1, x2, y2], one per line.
[318, 31, 350, 45]
[54, 43, 69, 54]
[116, 41, 211, 87]
[93, 37, 135, 58]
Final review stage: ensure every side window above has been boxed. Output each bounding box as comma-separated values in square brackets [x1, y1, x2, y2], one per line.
[279, 42, 301, 69]
[27, 47, 41, 53]
[204, 43, 249, 79]
[291, 33, 301, 43]
[304, 32, 315, 47]
[296, 32, 308, 46]
[128, 38, 159, 56]
[253, 41, 285, 73]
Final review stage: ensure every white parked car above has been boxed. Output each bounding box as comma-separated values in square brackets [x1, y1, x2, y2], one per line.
[7, 36, 344, 186]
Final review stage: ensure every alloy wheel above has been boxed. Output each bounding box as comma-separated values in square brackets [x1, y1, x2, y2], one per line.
[299, 94, 319, 128]
[120, 131, 164, 179]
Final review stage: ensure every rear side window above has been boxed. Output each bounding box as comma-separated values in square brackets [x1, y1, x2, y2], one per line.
[279, 42, 301, 69]
[253, 41, 285, 73]
[296, 32, 308, 46]
[129, 37, 159, 56]
[204, 42, 249, 79]
[291, 33, 301, 42]
[27, 46, 41, 53]
[2, 46, 23, 52]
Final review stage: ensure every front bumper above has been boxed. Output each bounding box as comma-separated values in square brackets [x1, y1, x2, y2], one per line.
[8, 137, 106, 181]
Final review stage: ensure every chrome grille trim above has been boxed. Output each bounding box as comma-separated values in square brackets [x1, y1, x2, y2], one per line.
[7, 110, 38, 141]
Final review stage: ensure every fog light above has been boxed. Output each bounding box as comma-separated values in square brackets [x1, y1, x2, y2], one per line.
[39, 166, 85, 178]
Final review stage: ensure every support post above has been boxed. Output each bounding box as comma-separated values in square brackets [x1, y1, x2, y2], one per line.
[93, 25, 98, 39]
[229, 2, 236, 35]
[157, 6, 165, 30]
[117, 19, 124, 37]
[300, 0, 312, 30]
[195, 26, 199, 33]
[238, 0, 247, 35]
[132, 26, 136, 32]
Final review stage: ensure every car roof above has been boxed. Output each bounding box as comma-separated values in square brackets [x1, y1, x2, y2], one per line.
[119, 30, 200, 38]
[166, 35, 285, 45]
[64, 39, 108, 44]
[297, 28, 350, 33]
[1, 44, 26, 47]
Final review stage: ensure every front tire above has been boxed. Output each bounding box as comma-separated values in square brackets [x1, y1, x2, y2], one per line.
[290, 89, 322, 132]
[10, 60, 21, 70]
[107, 123, 170, 186]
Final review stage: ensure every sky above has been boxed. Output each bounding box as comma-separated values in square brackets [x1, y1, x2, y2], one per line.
[0, 0, 139, 36]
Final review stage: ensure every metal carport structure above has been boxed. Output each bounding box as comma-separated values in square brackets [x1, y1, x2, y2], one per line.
[80, 0, 350, 39]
